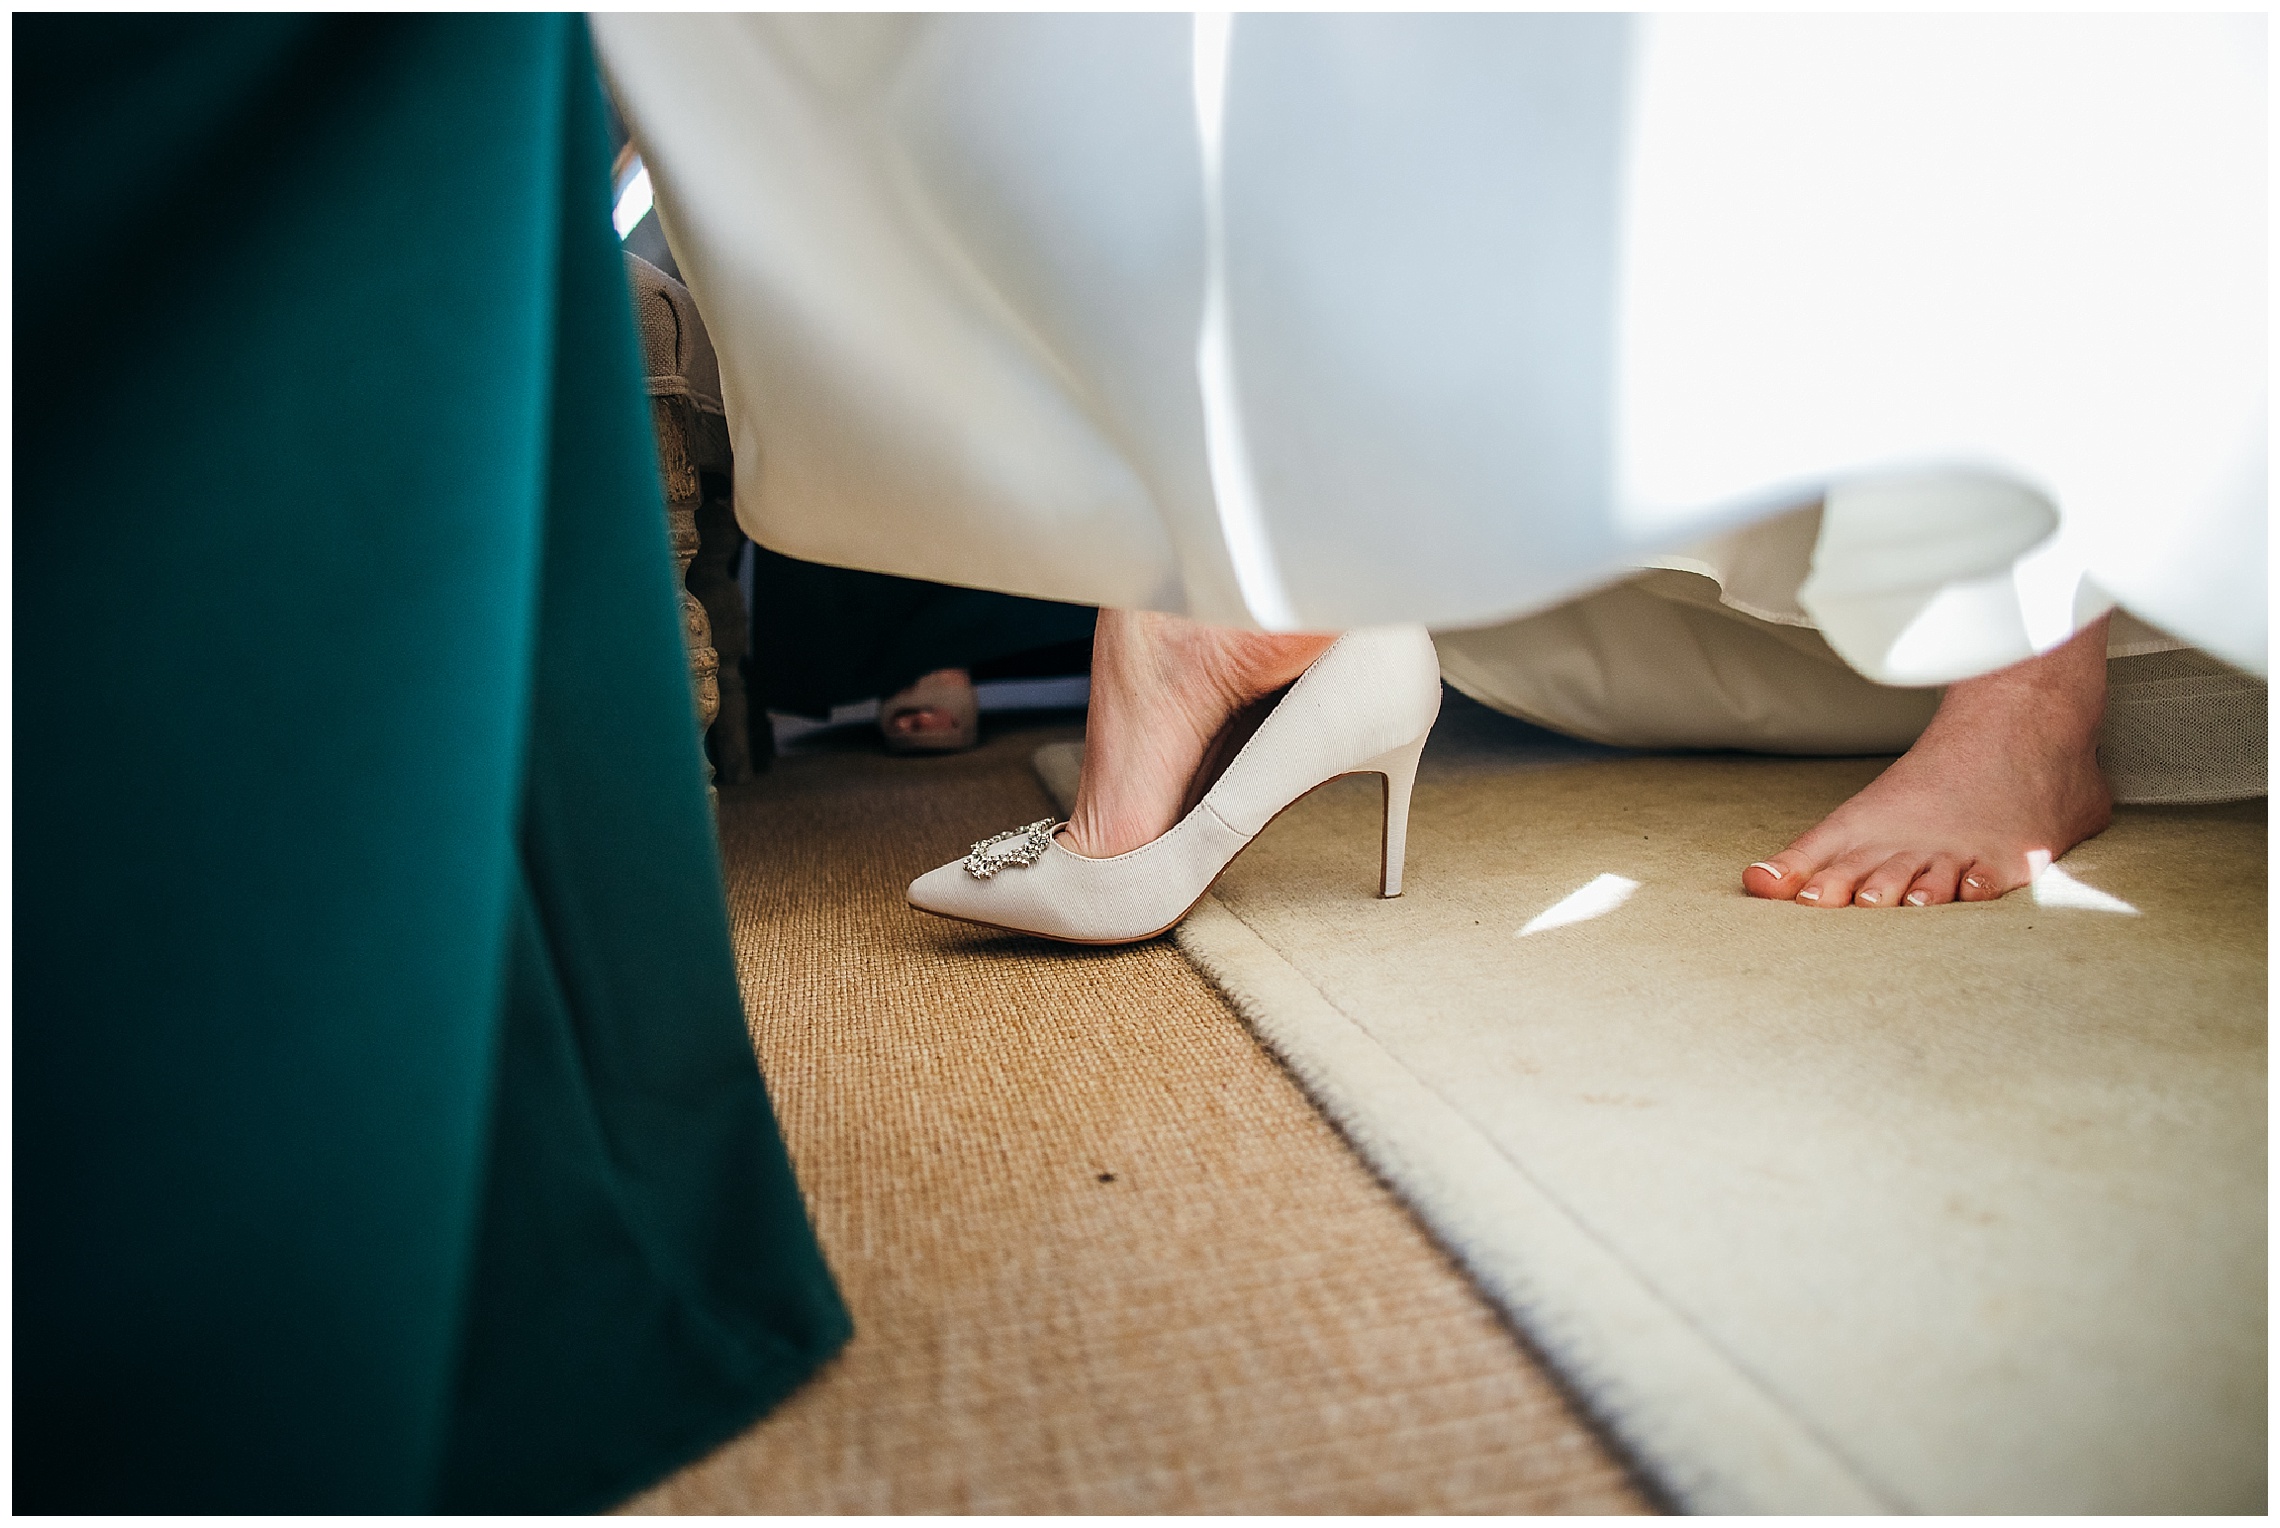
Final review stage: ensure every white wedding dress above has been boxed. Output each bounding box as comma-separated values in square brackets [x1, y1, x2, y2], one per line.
[594, 14, 2265, 740]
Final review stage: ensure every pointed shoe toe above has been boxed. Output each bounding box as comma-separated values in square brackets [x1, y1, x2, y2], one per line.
[909, 809, 1251, 944]
[906, 624, 1442, 945]
[906, 857, 985, 921]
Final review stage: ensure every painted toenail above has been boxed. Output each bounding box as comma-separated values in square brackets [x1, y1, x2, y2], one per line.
[1796, 887, 1819, 902]
[1749, 861, 1784, 880]
[1857, 890, 1880, 904]
[1964, 875, 1988, 890]
[1904, 890, 1929, 906]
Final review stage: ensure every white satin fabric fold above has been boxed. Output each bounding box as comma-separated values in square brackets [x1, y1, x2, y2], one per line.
[595, 13, 2265, 681]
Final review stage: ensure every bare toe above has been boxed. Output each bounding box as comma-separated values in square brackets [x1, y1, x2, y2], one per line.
[1798, 848, 1888, 908]
[1957, 859, 2013, 902]
[1743, 849, 1816, 901]
[1853, 852, 1931, 909]
[1903, 853, 1970, 906]
[893, 707, 954, 735]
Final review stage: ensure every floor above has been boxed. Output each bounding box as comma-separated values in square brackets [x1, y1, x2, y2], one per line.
[620, 715, 1650, 1514]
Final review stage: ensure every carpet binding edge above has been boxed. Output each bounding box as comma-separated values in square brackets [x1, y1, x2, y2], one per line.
[1032, 741, 1887, 1513]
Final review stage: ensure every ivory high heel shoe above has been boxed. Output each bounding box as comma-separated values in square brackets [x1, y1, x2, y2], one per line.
[905, 624, 1442, 944]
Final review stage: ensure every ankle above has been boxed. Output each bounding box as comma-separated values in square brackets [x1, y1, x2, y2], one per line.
[1185, 627, 1338, 719]
[1941, 675, 2105, 756]
[1064, 616, 1339, 858]
[1099, 613, 1334, 735]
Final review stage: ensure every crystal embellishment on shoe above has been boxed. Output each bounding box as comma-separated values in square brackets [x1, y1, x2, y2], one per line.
[964, 818, 1061, 879]
[908, 625, 1444, 945]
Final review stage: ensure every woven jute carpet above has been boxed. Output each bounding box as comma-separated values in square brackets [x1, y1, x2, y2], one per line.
[1034, 692, 2267, 1514]
[619, 716, 1648, 1514]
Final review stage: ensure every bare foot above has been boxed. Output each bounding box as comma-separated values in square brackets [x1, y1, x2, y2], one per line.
[1742, 618, 2114, 908]
[1062, 611, 1336, 857]
[888, 704, 960, 740]
[881, 668, 977, 750]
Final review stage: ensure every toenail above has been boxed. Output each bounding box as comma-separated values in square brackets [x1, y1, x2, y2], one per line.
[1904, 890, 1929, 906]
[1796, 887, 1819, 902]
[1964, 875, 1988, 890]
[1749, 861, 1784, 880]
[1857, 890, 1880, 904]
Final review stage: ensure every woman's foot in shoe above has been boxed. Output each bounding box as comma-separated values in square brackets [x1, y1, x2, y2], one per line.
[1061, 611, 1337, 858]
[1742, 618, 2114, 908]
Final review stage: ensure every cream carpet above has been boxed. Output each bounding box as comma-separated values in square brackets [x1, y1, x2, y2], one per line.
[1035, 693, 2267, 1514]
[622, 719, 1647, 1514]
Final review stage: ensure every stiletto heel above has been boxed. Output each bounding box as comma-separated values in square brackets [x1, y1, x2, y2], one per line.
[906, 625, 1443, 944]
[1356, 732, 1427, 898]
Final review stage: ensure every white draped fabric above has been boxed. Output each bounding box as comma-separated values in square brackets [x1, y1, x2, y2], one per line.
[594, 14, 2265, 682]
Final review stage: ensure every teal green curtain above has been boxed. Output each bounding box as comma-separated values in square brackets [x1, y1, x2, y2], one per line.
[16, 15, 849, 1511]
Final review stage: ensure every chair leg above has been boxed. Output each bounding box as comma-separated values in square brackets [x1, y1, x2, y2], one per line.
[665, 492, 720, 808]
[691, 477, 757, 784]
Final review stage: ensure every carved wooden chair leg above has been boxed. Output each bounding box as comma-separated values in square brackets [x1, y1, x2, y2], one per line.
[644, 393, 721, 808]
[691, 472, 757, 783]
[627, 250, 737, 810]
[666, 492, 720, 807]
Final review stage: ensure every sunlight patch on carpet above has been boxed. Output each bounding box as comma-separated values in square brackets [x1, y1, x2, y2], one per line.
[1518, 873, 1641, 937]
[2028, 851, 2140, 915]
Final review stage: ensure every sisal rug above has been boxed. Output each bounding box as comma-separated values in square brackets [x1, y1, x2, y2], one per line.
[1034, 692, 2267, 1513]
[621, 718, 1647, 1513]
